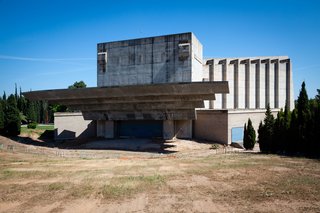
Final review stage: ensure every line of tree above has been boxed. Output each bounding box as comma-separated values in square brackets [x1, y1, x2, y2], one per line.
[0, 81, 86, 136]
[258, 82, 320, 157]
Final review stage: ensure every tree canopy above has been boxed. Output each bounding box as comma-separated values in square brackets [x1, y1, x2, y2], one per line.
[68, 81, 87, 89]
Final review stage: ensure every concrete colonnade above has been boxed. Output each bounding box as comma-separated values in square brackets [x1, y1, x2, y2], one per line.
[207, 57, 292, 110]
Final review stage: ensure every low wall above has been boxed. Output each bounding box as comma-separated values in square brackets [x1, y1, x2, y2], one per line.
[195, 109, 279, 144]
[54, 112, 96, 140]
[227, 109, 279, 144]
[194, 110, 228, 144]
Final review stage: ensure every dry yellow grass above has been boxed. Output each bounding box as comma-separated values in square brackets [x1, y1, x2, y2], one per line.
[0, 141, 319, 212]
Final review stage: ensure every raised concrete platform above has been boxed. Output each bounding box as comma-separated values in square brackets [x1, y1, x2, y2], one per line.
[24, 82, 229, 120]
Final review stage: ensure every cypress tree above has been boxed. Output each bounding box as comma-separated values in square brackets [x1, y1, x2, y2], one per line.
[258, 104, 274, 152]
[0, 101, 4, 134]
[315, 89, 320, 104]
[288, 109, 299, 153]
[297, 81, 311, 153]
[14, 83, 18, 101]
[4, 95, 21, 136]
[26, 100, 37, 122]
[2, 91, 6, 101]
[243, 118, 256, 150]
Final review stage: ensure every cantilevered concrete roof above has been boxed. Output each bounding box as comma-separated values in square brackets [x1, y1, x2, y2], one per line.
[23, 82, 229, 120]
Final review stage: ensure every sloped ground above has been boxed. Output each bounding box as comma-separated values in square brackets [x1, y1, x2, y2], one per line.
[0, 136, 319, 212]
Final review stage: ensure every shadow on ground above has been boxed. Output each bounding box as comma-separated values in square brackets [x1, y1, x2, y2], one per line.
[11, 131, 178, 154]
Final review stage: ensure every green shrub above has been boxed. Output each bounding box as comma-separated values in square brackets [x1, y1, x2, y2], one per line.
[27, 122, 37, 129]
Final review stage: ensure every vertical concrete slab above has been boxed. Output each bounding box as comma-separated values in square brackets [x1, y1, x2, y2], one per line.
[104, 121, 114, 138]
[227, 61, 234, 109]
[97, 120, 105, 137]
[163, 120, 174, 140]
[175, 120, 192, 139]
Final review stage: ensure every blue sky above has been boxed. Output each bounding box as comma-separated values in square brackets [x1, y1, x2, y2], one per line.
[0, 0, 319, 98]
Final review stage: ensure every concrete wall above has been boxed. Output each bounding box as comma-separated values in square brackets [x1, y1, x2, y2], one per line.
[194, 110, 228, 144]
[194, 109, 279, 144]
[227, 109, 278, 144]
[97, 32, 202, 87]
[54, 112, 96, 140]
[191, 34, 203, 82]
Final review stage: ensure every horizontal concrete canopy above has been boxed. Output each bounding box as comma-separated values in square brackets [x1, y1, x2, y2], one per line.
[23, 82, 229, 120]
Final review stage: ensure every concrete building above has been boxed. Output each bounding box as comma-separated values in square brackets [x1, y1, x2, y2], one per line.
[24, 32, 293, 145]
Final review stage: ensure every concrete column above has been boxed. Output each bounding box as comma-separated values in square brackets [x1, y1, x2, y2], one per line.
[163, 120, 174, 140]
[241, 59, 250, 109]
[104, 121, 114, 138]
[208, 59, 214, 109]
[271, 59, 279, 108]
[97, 120, 105, 137]
[219, 59, 227, 109]
[97, 120, 114, 138]
[230, 59, 239, 109]
[175, 120, 192, 139]
[261, 59, 270, 107]
[280, 59, 292, 109]
[251, 59, 260, 108]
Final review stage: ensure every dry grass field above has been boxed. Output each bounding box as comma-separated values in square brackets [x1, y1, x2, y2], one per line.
[0, 136, 319, 212]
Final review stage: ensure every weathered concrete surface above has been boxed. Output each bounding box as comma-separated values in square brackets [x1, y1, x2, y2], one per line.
[82, 110, 196, 120]
[174, 120, 192, 139]
[203, 56, 294, 111]
[227, 109, 279, 145]
[24, 82, 228, 121]
[23, 82, 228, 101]
[194, 109, 279, 144]
[97, 32, 202, 86]
[194, 110, 228, 144]
[97, 120, 114, 138]
[54, 112, 96, 140]
[163, 120, 174, 140]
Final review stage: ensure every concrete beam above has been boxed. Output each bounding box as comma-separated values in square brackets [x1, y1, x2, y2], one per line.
[23, 82, 229, 101]
[49, 94, 216, 105]
[82, 110, 196, 120]
[70, 101, 204, 111]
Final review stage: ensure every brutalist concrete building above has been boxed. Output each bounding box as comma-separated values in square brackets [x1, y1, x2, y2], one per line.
[24, 32, 293, 144]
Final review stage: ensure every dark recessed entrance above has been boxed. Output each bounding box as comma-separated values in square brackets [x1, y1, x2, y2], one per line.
[117, 120, 163, 138]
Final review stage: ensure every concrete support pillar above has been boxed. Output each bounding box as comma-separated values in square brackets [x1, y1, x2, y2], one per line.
[271, 59, 279, 108]
[163, 120, 174, 140]
[262, 59, 270, 107]
[219, 59, 227, 109]
[208, 60, 214, 109]
[280, 59, 292, 109]
[241, 59, 250, 109]
[175, 120, 192, 139]
[97, 120, 104, 137]
[97, 120, 114, 138]
[230, 59, 239, 109]
[104, 121, 114, 138]
[251, 59, 260, 108]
